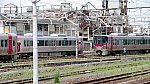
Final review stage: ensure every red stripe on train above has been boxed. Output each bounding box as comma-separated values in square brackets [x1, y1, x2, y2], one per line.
[17, 36, 21, 52]
[8, 34, 12, 54]
[110, 36, 113, 51]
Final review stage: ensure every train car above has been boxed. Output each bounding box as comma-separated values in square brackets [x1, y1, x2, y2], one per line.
[93, 33, 150, 56]
[0, 33, 17, 61]
[17, 35, 83, 58]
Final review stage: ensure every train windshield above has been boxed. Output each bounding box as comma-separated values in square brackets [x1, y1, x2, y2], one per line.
[93, 35, 108, 44]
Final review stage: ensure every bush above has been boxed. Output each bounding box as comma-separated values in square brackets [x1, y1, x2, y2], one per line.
[54, 70, 60, 84]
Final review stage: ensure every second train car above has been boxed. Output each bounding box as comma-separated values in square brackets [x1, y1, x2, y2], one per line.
[93, 33, 150, 56]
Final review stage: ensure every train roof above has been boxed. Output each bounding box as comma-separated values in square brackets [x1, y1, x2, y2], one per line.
[0, 33, 17, 36]
[93, 34, 150, 38]
[128, 33, 145, 36]
[18, 35, 81, 40]
[109, 33, 127, 36]
[50, 34, 66, 37]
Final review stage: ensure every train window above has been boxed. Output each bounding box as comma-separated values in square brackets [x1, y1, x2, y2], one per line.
[55, 40, 59, 46]
[45, 40, 52, 46]
[13, 40, 15, 46]
[1, 40, 4, 47]
[69, 40, 72, 46]
[72, 41, 76, 45]
[140, 39, 144, 44]
[131, 39, 134, 45]
[118, 39, 123, 45]
[113, 39, 118, 45]
[27, 40, 32, 46]
[137, 40, 140, 45]
[30, 40, 33, 46]
[140, 37, 145, 44]
[5, 40, 8, 47]
[149, 40, 150, 44]
[133, 39, 136, 45]
[128, 39, 132, 45]
[93, 36, 108, 44]
[93, 36, 97, 43]
[123, 39, 127, 45]
[145, 39, 147, 44]
[27, 40, 29, 46]
[38, 40, 44, 46]
[59, 40, 61, 46]
[102, 36, 108, 44]
[24, 40, 26, 47]
[52, 40, 56, 46]
[45, 40, 48, 46]
[62, 40, 68, 46]
[112, 39, 115, 45]
[97, 39, 101, 44]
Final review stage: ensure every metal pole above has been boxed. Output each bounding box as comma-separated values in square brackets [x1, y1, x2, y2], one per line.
[75, 26, 78, 59]
[87, 26, 90, 40]
[9, 14, 12, 33]
[32, 2, 38, 84]
[75, 7, 78, 59]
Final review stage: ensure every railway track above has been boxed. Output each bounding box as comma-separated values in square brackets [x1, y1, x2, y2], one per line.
[0, 60, 149, 84]
[74, 69, 150, 84]
[0, 58, 120, 73]
[0, 56, 150, 73]
[1, 55, 150, 72]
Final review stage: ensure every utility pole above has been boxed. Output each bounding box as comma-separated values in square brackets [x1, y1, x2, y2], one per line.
[29, 0, 40, 84]
[119, 0, 128, 33]
[75, 7, 78, 59]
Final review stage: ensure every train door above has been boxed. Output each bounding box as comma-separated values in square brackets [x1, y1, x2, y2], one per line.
[12, 37, 17, 54]
[51, 40, 56, 50]
[8, 34, 13, 55]
[17, 42, 21, 52]
[108, 36, 113, 51]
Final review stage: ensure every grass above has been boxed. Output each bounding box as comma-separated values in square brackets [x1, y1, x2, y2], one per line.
[1, 59, 150, 82]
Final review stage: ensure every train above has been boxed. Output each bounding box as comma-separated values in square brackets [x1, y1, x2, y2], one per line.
[0, 33, 17, 61]
[17, 34, 83, 58]
[93, 33, 150, 56]
[0, 33, 83, 61]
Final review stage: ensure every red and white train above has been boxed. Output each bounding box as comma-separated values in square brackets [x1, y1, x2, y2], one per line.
[0, 33, 83, 61]
[0, 33, 17, 61]
[17, 35, 83, 58]
[93, 33, 150, 56]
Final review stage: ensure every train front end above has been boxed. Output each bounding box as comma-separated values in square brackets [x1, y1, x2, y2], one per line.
[93, 35, 109, 56]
